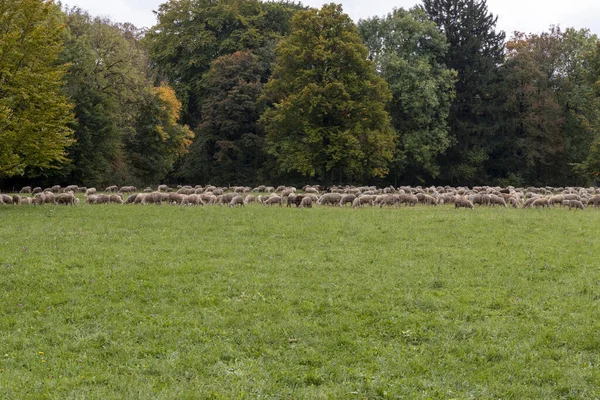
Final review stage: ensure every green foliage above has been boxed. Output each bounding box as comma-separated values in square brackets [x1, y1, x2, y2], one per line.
[180, 51, 266, 185]
[2, 204, 600, 397]
[126, 85, 194, 185]
[145, 0, 302, 126]
[359, 7, 456, 184]
[261, 4, 396, 183]
[0, 0, 74, 178]
[58, 8, 147, 186]
[500, 28, 600, 186]
[423, 0, 505, 184]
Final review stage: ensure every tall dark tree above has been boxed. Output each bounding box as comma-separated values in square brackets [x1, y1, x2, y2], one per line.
[423, 0, 505, 184]
[179, 51, 266, 185]
[145, 0, 302, 127]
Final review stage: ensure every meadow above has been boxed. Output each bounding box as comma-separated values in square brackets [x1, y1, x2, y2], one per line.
[0, 203, 599, 399]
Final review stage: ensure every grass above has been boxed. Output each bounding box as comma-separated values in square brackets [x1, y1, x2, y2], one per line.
[0, 202, 599, 399]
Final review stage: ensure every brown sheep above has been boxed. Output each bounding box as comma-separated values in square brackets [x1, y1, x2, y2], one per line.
[531, 198, 549, 208]
[455, 197, 474, 210]
[229, 195, 244, 207]
[1, 194, 13, 204]
[339, 194, 356, 207]
[317, 193, 342, 206]
[299, 196, 313, 208]
[567, 200, 585, 210]
[264, 195, 282, 206]
[55, 193, 77, 205]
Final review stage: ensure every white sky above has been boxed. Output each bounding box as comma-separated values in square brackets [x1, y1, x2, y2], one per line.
[62, 0, 600, 38]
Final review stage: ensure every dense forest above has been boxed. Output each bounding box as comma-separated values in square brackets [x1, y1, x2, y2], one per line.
[2, 0, 600, 188]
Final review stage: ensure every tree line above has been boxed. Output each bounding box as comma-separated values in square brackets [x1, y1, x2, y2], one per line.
[2, 0, 600, 188]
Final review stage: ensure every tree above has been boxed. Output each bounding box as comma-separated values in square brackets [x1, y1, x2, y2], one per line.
[58, 8, 146, 186]
[423, 0, 505, 184]
[359, 7, 456, 184]
[0, 0, 74, 178]
[180, 51, 266, 185]
[145, 0, 302, 127]
[125, 85, 194, 184]
[500, 28, 600, 185]
[260, 4, 396, 183]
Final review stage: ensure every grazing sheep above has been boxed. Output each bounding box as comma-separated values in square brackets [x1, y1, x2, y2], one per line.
[229, 195, 244, 207]
[455, 197, 474, 210]
[1, 194, 14, 204]
[212, 188, 224, 195]
[50, 185, 61, 193]
[548, 195, 564, 206]
[109, 194, 124, 204]
[64, 185, 79, 193]
[489, 194, 507, 207]
[168, 193, 185, 205]
[532, 198, 549, 208]
[317, 193, 342, 206]
[32, 187, 42, 194]
[55, 193, 77, 205]
[339, 194, 356, 207]
[587, 195, 600, 207]
[299, 196, 313, 208]
[398, 194, 418, 207]
[377, 194, 398, 208]
[20, 186, 32, 193]
[158, 184, 170, 192]
[120, 186, 137, 193]
[243, 194, 256, 205]
[12, 195, 22, 205]
[264, 195, 282, 206]
[86, 188, 97, 196]
[216, 192, 236, 205]
[182, 194, 203, 205]
[286, 193, 297, 207]
[567, 200, 585, 210]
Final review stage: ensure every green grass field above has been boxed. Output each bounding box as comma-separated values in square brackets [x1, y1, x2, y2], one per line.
[1, 203, 599, 399]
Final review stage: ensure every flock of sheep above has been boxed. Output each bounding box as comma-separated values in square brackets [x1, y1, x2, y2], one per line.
[2, 184, 600, 210]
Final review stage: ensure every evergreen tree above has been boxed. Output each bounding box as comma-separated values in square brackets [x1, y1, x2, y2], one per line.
[423, 0, 505, 184]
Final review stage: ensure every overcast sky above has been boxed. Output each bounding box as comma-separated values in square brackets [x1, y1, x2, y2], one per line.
[62, 0, 600, 38]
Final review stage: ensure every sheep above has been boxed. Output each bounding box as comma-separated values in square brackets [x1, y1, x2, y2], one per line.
[353, 195, 376, 208]
[317, 193, 342, 206]
[377, 194, 398, 208]
[489, 194, 507, 207]
[587, 195, 600, 207]
[339, 194, 356, 207]
[109, 194, 124, 204]
[567, 200, 585, 210]
[243, 194, 256, 205]
[455, 197, 474, 210]
[86, 195, 99, 204]
[158, 184, 170, 192]
[86, 188, 97, 196]
[64, 185, 79, 193]
[20, 197, 33, 205]
[548, 195, 564, 206]
[229, 195, 244, 207]
[120, 186, 137, 193]
[532, 198, 549, 208]
[20, 186, 32, 194]
[182, 194, 203, 206]
[12, 195, 22, 205]
[168, 193, 185, 205]
[299, 196, 313, 208]
[216, 192, 236, 205]
[122, 193, 137, 204]
[507, 196, 521, 208]
[50, 185, 61, 193]
[1, 194, 13, 204]
[286, 193, 297, 207]
[264, 195, 282, 206]
[32, 187, 42, 194]
[55, 192, 77, 205]
[398, 194, 418, 207]
[417, 193, 437, 205]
